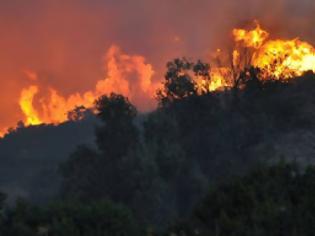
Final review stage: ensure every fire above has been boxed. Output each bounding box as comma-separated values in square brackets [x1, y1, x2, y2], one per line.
[233, 23, 269, 49]
[232, 22, 315, 79]
[16, 45, 157, 130]
[253, 40, 315, 78]
[199, 22, 315, 92]
[0, 130, 6, 138]
[209, 68, 231, 91]
[19, 85, 42, 125]
[1, 21, 315, 138]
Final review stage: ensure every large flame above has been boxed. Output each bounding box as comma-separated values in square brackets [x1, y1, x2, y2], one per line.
[232, 22, 315, 79]
[19, 86, 42, 125]
[233, 23, 269, 49]
[2, 22, 315, 138]
[17, 45, 158, 128]
[253, 40, 315, 78]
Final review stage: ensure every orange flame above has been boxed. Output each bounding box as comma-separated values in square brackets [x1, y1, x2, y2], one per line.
[19, 85, 42, 125]
[233, 22, 269, 49]
[2, 22, 315, 138]
[209, 68, 231, 91]
[0, 129, 6, 138]
[200, 22, 315, 92]
[17, 45, 157, 129]
[232, 22, 315, 79]
[253, 39, 315, 78]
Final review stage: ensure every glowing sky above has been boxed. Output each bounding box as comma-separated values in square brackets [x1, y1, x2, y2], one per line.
[0, 0, 314, 132]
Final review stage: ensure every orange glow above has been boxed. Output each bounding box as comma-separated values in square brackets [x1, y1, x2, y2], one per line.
[0, 130, 5, 138]
[2, 22, 315, 138]
[233, 22, 269, 49]
[232, 23, 315, 79]
[201, 22, 315, 92]
[15, 45, 157, 131]
[209, 68, 231, 91]
[253, 39, 315, 78]
[19, 85, 42, 125]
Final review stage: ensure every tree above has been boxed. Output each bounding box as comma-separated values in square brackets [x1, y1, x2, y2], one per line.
[61, 93, 163, 227]
[169, 163, 315, 236]
[0, 200, 140, 236]
[95, 93, 139, 158]
[61, 94, 141, 203]
[67, 106, 90, 121]
[0, 193, 5, 227]
[60, 145, 99, 201]
[47, 200, 140, 236]
[157, 58, 210, 106]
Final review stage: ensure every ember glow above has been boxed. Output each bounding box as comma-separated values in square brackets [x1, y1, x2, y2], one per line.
[209, 68, 231, 91]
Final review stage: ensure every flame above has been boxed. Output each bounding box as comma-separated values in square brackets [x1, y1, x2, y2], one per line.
[233, 50, 240, 67]
[18, 23, 315, 132]
[233, 22, 269, 49]
[253, 39, 315, 78]
[19, 85, 42, 125]
[198, 22, 315, 93]
[232, 23, 315, 79]
[2, 22, 315, 138]
[0, 129, 6, 138]
[209, 68, 231, 91]
[17, 45, 157, 129]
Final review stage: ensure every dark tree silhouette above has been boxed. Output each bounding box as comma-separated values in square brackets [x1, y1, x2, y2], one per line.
[169, 163, 315, 236]
[67, 106, 89, 121]
[0, 200, 140, 236]
[157, 58, 210, 106]
[95, 93, 138, 158]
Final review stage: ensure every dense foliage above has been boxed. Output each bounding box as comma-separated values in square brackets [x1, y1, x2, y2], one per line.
[169, 163, 315, 236]
[0, 200, 139, 236]
[2, 60, 315, 234]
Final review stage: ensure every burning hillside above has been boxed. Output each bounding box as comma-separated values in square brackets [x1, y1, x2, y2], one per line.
[17, 45, 158, 128]
[1, 21, 315, 137]
[232, 22, 315, 79]
[197, 22, 315, 92]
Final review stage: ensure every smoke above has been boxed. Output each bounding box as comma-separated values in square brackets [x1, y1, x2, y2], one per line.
[0, 0, 314, 133]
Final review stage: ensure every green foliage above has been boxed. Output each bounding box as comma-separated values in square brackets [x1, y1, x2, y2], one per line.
[60, 145, 99, 201]
[60, 66, 315, 233]
[2, 53, 315, 235]
[95, 93, 139, 158]
[0, 192, 5, 208]
[0, 192, 5, 227]
[169, 163, 315, 236]
[0, 200, 139, 236]
[61, 93, 165, 228]
[95, 93, 137, 124]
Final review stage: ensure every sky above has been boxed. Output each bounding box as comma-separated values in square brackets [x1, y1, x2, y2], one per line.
[0, 0, 314, 132]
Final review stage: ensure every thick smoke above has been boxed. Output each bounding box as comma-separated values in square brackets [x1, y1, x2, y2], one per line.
[0, 0, 314, 133]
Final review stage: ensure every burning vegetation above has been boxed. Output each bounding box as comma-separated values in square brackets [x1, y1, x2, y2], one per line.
[12, 45, 157, 135]
[233, 22, 315, 79]
[3, 20, 315, 235]
[1, 21, 315, 137]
